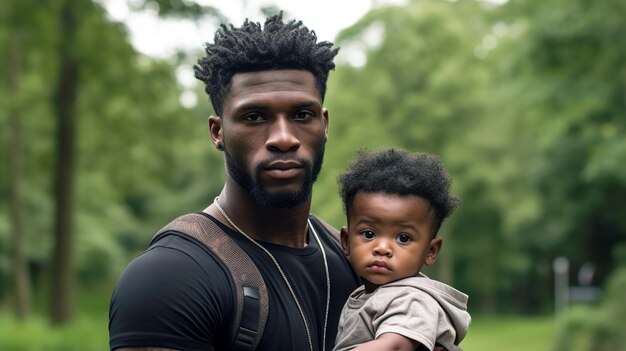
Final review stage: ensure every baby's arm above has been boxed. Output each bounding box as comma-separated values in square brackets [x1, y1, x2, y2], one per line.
[350, 332, 420, 351]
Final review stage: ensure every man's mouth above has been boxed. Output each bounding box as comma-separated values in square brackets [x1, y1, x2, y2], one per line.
[265, 160, 304, 179]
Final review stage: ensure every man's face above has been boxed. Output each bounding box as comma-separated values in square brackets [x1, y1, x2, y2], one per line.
[216, 69, 328, 209]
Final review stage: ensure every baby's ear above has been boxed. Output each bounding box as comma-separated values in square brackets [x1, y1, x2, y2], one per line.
[425, 237, 443, 266]
[340, 227, 350, 256]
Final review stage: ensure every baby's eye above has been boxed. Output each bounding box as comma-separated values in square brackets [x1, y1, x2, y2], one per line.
[360, 230, 376, 240]
[396, 233, 412, 244]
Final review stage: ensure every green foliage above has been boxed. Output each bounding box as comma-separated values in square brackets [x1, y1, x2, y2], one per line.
[316, 0, 492, 224]
[493, 0, 626, 293]
[132, 0, 227, 22]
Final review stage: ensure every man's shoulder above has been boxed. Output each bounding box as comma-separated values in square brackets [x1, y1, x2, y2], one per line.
[117, 233, 229, 291]
[113, 221, 235, 301]
[110, 231, 234, 351]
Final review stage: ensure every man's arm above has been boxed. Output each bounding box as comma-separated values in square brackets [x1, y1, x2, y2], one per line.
[350, 332, 419, 351]
[348, 334, 448, 351]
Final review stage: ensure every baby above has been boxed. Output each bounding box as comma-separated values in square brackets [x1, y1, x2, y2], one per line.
[333, 148, 471, 351]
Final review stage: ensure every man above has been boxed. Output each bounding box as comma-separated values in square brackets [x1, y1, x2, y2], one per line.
[108, 13, 360, 351]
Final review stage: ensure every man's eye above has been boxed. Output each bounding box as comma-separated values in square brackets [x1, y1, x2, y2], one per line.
[294, 111, 314, 120]
[396, 233, 412, 244]
[244, 113, 265, 122]
[360, 230, 376, 240]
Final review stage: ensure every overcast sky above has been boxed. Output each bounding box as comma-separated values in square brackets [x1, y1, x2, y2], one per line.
[103, 0, 407, 58]
[101, 0, 406, 107]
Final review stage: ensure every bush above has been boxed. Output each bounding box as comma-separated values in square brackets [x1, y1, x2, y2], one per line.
[554, 267, 626, 351]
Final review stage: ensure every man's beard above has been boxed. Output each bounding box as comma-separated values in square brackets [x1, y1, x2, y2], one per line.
[224, 145, 325, 209]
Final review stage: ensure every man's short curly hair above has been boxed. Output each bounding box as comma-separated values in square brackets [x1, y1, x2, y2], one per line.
[338, 148, 460, 235]
[193, 13, 339, 116]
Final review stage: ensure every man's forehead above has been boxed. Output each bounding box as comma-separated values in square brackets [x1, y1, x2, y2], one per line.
[228, 69, 319, 96]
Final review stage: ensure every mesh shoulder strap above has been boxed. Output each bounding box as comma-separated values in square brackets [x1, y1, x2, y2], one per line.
[151, 213, 268, 351]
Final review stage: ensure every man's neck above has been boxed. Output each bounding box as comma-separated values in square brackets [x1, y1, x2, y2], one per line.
[205, 186, 312, 248]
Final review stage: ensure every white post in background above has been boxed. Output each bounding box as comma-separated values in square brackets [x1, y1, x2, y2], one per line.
[553, 256, 570, 315]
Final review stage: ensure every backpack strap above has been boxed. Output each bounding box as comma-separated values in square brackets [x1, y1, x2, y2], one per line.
[150, 213, 268, 351]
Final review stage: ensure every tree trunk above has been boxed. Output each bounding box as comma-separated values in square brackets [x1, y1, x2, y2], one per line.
[7, 29, 32, 320]
[50, 0, 79, 325]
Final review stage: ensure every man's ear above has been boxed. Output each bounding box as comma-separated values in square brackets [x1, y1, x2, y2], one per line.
[340, 226, 350, 256]
[425, 237, 443, 266]
[208, 115, 223, 149]
[322, 108, 329, 139]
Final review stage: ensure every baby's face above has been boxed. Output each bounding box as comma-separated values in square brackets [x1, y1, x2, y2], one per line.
[341, 192, 441, 292]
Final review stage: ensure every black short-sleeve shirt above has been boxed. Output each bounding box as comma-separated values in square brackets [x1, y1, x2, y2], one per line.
[109, 213, 360, 351]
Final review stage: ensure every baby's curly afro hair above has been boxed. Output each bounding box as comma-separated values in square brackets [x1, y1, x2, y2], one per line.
[337, 148, 459, 235]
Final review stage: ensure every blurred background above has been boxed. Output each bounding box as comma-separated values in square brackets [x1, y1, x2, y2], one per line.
[1, 0, 625, 350]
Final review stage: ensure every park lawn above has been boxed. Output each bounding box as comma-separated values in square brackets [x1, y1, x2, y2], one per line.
[462, 315, 556, 351]
[0, 314, 108, 351]
[0, 284, 110, 351]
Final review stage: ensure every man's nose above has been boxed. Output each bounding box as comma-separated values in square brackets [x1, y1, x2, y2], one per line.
[266, 116, 300, 152]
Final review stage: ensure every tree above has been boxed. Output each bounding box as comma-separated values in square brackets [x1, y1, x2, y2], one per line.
[45, 0, 226, 324]
[49, 0, 82, 324]
[5, 6, 32, 320]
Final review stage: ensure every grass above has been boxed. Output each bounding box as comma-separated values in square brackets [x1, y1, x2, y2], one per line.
[462, 315, 556, 351]
[0, 284, 110, 351]
[0, 314, 108, 351]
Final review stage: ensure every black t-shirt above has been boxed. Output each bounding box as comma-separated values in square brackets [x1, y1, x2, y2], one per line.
[109, 213, 360, 351]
